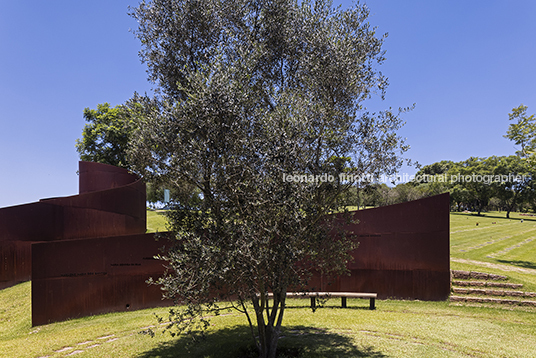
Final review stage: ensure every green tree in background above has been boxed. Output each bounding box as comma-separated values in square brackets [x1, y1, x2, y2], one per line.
[453, 157, 496, 215]
[76, 97, 200, 207]
[493, 156, 532, 218]
[504, 104, 536, 165]
[356, 106, 536, 213]
[76, 103, 133, 168]
[403, 156, 534, 215]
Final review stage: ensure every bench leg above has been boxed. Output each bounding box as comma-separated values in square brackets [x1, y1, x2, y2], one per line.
[310, 297, 316, 309]
[369, 298, 375, 310]
[341, 297, 347, 308]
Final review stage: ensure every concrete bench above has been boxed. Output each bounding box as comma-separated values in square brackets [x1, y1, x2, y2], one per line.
[266, 292, 377, 310]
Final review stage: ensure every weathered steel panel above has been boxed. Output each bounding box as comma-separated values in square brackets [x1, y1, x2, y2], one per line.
[0, 202, 65, 242]
[313, 193, 450, 300]
[0, 240, 33, 289]
[0, 202, 64, 289]
[0, 162, 146, 289]
[79, 161, 139, 194]
[32, 233, 170, 326]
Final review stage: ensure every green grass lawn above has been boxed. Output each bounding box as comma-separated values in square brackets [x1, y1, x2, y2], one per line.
[146, 210, 169, 233]
[2, 282, 536, 358]
[2, 210, 536, 357]
[450, 211, 536, 293]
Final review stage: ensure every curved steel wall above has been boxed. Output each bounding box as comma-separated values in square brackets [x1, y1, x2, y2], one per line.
[310, 193, 451, 301]
[0, 162, 146, 289]
[31, 233, 169, 326]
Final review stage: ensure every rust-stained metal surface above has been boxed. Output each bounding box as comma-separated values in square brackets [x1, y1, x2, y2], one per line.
[32, 233, 170, 326]
[310, 193, 450, 301]
[0, 162, 146, 289]
[0, 240, 33, 288]
[79, 161, 141, 194]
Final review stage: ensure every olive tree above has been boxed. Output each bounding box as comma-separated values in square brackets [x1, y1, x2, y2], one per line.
[128, 1, 409, 357]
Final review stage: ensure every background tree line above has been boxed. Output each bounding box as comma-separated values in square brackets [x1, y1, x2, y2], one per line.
[339, 104, 536, 217]
[340, 155, 534, 218]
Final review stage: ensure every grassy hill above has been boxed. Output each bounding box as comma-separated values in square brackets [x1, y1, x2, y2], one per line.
[1, 210, 536, 357]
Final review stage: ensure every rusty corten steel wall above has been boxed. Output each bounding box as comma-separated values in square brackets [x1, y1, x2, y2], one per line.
[0, 202, 64, 289]
[0, 240, 33, 288]
[79, 161, 141, 194]
[309, 193, 450, 300]
[0, 162, 146, 289]
[32, 233, 170, 326]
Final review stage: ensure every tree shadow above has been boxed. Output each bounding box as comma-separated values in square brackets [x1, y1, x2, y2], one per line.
[496, 259, 536, 270]
[136, 325, 388, 358]
[451, 212, 536, 222]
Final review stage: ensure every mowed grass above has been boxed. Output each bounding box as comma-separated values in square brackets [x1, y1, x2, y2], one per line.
[450, 211, 536, 293]
[146, 210, 169, 233]
[2, 210, 536, 357]
[2, 282, 536, 358]
[450, 211, 536, 263]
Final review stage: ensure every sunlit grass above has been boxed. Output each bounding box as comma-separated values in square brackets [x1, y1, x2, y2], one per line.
[450, 211, 536, 292]
[2, 282, 536, 357]
[146, 210, 169, 233]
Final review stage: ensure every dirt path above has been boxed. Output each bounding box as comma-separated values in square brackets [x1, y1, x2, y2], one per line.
[451, 258, 536, 275]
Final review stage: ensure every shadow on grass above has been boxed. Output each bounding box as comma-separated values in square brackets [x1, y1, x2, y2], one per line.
[136, 325, 388, 358]
[451, 212, 536, 222]
[497, 259, 536, 270]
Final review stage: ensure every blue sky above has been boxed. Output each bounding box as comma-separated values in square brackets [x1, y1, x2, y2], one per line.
[0, 1, 535, 208]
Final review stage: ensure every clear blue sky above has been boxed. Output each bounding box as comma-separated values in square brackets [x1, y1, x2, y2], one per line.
[1, 1, 534, 208]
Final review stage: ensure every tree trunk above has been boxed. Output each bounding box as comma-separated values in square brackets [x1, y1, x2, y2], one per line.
[506, 198, 514, 219]
[259, 325, 279, 358]
[253, 290, 286, 358]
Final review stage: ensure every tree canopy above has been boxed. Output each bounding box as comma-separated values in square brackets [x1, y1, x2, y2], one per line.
[128, 1, 410, 357]
[504, 104, 536, 163]
[76, 103, 134, 168]
[361, 155, 534, 217]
